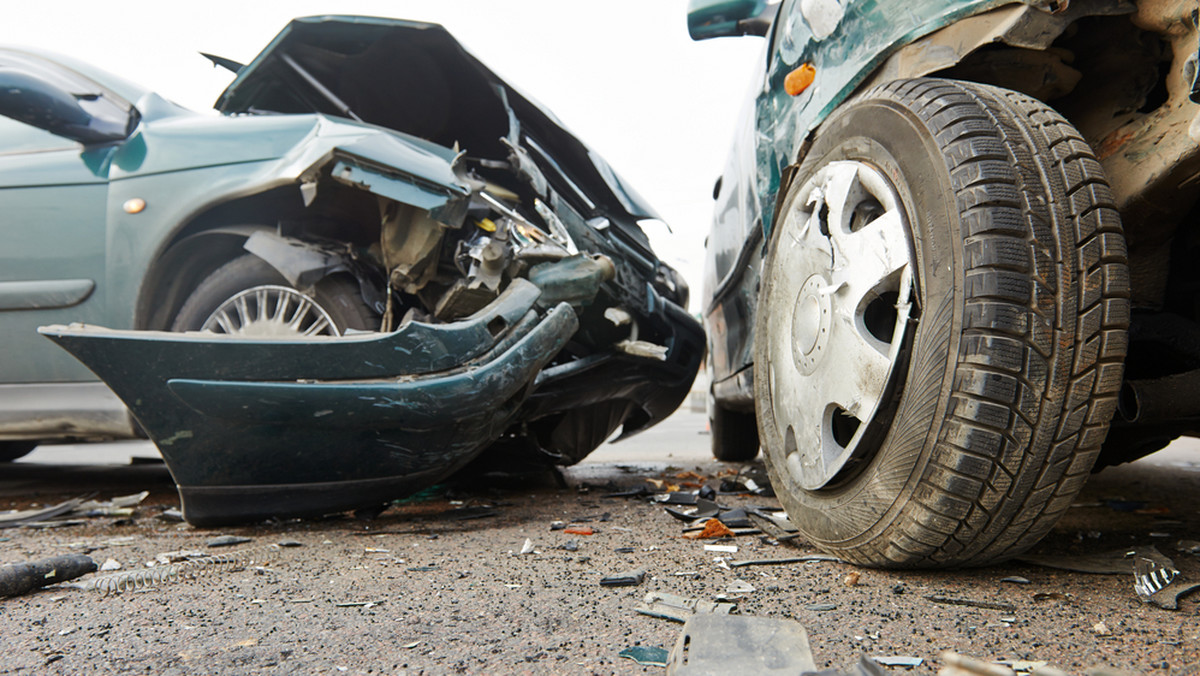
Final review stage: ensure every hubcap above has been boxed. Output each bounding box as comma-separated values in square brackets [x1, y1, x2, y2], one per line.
[200, 285, 340, 337]
[763, 161, 914, 489]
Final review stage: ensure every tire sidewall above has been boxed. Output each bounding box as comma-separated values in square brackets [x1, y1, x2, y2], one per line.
[171, 254, 376, 333]
[755, 96, 964, 550]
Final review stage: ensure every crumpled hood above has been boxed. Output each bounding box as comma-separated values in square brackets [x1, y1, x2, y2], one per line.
[215, 15, 659, 223]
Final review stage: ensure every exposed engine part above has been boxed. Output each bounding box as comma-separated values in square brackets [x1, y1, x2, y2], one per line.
[528, 254, 616, 308]
[616, 339, 669, 361]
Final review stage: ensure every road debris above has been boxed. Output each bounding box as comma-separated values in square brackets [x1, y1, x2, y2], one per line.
[1017, 546, 1171, 575]
[939, 652, 1020, 676]
[704, 544, 738, 554]
[99, 559, 122, 572]
[0, 554, 97, 597]
[636, 591, 735, 622]
[843, 571, 861, 586]
[0, 499, 84, 529]
[805, 603, 838, 612]
[619, 645, 670, 667]
[684, 518, 736, 540]
[1092, 621, 1111, 636]
[665, 499, 720, 522]
[726, 579, 756, 595]
[600, 568, 645, 587]
[666, 614, 816, 674]
[1000, 576, 1030, 585]
[74, 546, 277, 595]
[518, 538, 535, 555]
[729, 554, 841, 568]
[1134, 554, 1200, 610]
[157, 508, 184, 522]
[924, 595, 1016, 613]
[207, 535, 253, 548]
[564, 526, 594, 536]
[873, 655, 923, 667]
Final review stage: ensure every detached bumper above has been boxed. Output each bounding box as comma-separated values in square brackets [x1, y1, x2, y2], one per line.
[39, 280, 577, 525]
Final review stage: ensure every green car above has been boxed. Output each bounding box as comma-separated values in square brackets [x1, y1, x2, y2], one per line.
[0, 16, 702, 524]
[695, 0, 1199, 566]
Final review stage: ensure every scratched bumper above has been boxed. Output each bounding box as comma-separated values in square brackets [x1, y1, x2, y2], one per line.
[38, 280, 578, 525]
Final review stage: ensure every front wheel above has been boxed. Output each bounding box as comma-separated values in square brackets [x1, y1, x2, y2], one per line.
[171, 254, 378, 335]
[755, 79, 1129, 567]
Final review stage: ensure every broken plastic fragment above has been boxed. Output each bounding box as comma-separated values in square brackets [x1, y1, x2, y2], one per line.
[619, 646, 669, 667]
[600, 569, 645, 587]
[207, 535, 252, 548]
[518, 538, 535, 555]
[704, 544, 738, 554]
[564, 526, 594, 536]
[667, 614, 817, 672]
[636, 591, 736, 622]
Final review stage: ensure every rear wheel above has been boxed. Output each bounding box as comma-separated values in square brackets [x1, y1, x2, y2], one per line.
[754, 79, 1129, 567]
[171, 254, 378, 335]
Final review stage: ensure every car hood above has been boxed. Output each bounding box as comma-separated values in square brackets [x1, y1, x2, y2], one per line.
[214, 15, 659, 224]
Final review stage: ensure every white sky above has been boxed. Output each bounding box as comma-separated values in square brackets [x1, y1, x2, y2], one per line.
[1, 1, 765, 312]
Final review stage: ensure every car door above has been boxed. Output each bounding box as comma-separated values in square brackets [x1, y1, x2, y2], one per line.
[0, 53, 133, 382]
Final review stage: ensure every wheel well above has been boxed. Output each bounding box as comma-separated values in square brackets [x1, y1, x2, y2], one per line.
[136, 183, 383, 329]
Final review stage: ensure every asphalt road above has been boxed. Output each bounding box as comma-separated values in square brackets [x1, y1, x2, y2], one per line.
[2, 410, 1199, 674]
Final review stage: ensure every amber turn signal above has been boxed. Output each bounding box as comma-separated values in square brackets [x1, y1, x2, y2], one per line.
[123, 198, 146, 214]
[785, 63, 817, 96]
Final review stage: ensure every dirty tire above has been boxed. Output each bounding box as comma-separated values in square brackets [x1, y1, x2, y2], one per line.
[754, 78, 1129, 567]
[710, 402, 759, 462]
[171, 254, 378, 334]
[0, 441, 37, 462]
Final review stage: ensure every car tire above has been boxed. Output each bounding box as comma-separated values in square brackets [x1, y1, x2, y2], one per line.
[710, 398, 759, 462]
[0, 441, 37, 462]
[754, 78, 1129, 567]
[171, 254, 378, 335]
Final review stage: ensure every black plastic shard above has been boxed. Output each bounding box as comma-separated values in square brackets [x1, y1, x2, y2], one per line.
[600, 569, 645, 587]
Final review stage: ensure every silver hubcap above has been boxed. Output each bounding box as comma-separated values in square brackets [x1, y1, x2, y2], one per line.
[200, 285, 340, 337]
[763, 161, 914, 489]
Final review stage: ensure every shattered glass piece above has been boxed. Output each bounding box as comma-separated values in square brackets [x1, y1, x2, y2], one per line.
[519, 538, 535, 555]
[726, 579, 756, 594]
[668, 614, 817, 673]
[619, 646, 670, 667]
[600, 568, 645, 587]
[872, 656, 923, 667]
[0, 499, 83, 529]
[1134, 556, 1200, 610]
[805, 603, 837, 611]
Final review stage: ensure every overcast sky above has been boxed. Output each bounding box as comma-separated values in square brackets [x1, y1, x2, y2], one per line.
[1, 1, 765, 312]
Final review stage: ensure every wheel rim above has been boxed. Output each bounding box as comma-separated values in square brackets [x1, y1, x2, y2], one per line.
[199, 285, 340, 337]
[763, 161, 914, 490]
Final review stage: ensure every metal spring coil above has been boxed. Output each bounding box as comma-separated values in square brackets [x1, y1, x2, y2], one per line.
[78, 545, 277, 595]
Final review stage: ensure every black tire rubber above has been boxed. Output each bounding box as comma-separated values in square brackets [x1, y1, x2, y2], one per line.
[754, 78, 1129, 568]
[171, 254, 378, 333]
[710, 401, 760, 462]
[0, 441, 37, 462]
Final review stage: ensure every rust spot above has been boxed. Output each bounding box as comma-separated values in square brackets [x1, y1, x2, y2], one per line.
[1097, 129, 1135, 160]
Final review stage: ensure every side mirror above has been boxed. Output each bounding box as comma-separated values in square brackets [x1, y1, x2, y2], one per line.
[687, 0, 777, 40]
[0, 69, 131, 145]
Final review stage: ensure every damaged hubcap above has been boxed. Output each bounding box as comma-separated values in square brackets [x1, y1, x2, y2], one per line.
[764, 161, 914, 489]
[200, 285, 340, 337]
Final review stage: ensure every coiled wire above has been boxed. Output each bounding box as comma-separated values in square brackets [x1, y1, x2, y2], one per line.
[76, 545, 277, 595]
